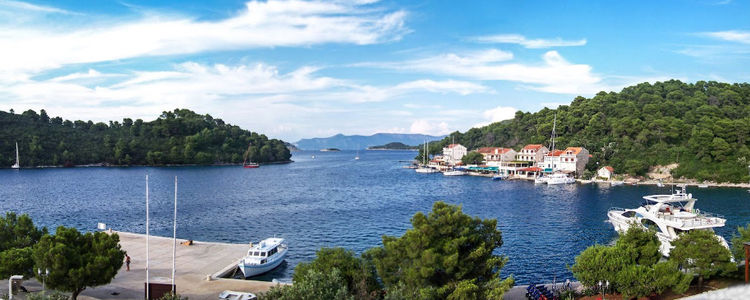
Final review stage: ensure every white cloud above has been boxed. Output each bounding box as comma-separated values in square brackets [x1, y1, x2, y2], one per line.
[701, 30, 750, 44]
[369, 49, 604, 94]
[473, 34, 586, 48]
[0, 0, 408, 76]
[409, 119, 451, 135]
[472, 106, 517, 128]
[0, 0, 76, 15]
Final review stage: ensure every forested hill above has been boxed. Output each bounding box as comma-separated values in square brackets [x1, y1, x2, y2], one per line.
[425, 80, 750, 183]
[0, 108, 291, 167]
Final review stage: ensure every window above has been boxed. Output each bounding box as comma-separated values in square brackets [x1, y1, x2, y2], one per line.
[262, 252, 267, 257]
[253, 251, 259, 256]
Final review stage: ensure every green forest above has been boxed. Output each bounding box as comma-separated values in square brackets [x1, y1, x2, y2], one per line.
[0, 108, 291, 167]
[422, 80, 750, 183]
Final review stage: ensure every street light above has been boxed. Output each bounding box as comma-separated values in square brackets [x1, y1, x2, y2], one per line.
[37, 268, 49, 293]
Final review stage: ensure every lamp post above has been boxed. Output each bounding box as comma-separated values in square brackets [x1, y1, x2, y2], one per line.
[37, 268, 49, 293]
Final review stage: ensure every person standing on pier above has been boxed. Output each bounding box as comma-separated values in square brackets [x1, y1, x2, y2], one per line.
[125, 254, 131, 271]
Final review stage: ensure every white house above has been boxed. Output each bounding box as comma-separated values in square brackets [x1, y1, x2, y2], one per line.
[442, 144, 467, 165]
[516, 144, 550, 162]
[598, 166, 615, 179]
[540, 147, 590, 175]
[477, 147, 517, 165]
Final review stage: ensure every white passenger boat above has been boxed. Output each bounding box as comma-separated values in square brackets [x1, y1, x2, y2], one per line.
[415, 167, 439, 173]
[443, 169, 467, 176]
[534, 176, 548, 184]
[238, 238, 287, 278]
[546, 173, 575, 185]
[607, 185, 729, 257]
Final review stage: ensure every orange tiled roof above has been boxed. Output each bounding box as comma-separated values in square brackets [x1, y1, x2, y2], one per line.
[477, 147, 512, 154]
[522, 144, 544, 151]
[604, 166, 614, 172]
[564, 147, 583, 155]
[549, 150, 565, 156]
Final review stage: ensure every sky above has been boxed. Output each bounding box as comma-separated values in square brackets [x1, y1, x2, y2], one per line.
[1, 0, 749, 142]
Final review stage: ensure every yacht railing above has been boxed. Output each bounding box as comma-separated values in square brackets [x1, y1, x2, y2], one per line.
[608, 207, 626, 212]
[655, 211, 725, 227]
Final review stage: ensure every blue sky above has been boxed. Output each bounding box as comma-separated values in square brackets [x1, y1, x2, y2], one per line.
[0, 0, 748, 141]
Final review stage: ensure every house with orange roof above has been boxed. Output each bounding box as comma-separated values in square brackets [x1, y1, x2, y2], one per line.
[442, 143, 467, 165]
[598, 166, 615, 179]
[476, 147, 517, 163]
[516, 144, 549, 163]
[540, 147, 589, 175]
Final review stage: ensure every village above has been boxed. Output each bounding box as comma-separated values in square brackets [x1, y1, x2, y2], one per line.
[420, 143, 623, 183]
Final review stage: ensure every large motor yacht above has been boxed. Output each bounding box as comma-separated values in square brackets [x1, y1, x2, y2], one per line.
[607, 185, 728, 257]
[238, 237, 288, 278]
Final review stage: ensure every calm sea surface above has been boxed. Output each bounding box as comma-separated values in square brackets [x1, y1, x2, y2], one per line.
[2, 150, 750, 284]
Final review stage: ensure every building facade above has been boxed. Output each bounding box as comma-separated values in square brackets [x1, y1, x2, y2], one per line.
[516, 144, 550, 162]
[477, 147, 517, 165]
[442, 144, 467, 165]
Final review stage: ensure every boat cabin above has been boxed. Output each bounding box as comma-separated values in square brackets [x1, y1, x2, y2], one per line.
[245, 238, 285, 265]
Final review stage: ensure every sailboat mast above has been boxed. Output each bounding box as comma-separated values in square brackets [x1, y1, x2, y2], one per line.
[550, 113, 557, 152]
[15, 142, 19, 165]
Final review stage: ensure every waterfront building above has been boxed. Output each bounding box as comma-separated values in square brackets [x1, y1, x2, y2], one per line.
[598, 166, 614, 179]
[442, 144, 467, 165]
[539, 147, 589, 176]
[477, 147, 517, 164]
[516, 144, 549, 162]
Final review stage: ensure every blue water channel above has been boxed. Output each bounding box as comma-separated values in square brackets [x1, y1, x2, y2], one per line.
[1, 150, 749, 284]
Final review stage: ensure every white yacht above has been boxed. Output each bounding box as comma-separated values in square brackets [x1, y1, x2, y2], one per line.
[443, 169, 468, 176]
[416, 167, 439, 173]
[534, 176, 548, 184]
[607, 185, 729, 257]
[238, 238, 287, 278]
[546, 173, 575, 185]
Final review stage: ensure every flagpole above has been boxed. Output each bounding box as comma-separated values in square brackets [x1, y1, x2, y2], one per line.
[172, 176, 178, 294]
[146, 175, 150, 300]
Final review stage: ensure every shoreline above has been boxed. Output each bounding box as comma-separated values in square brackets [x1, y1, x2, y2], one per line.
[579, 179, 750, 189]
[2, 160, 294, 169]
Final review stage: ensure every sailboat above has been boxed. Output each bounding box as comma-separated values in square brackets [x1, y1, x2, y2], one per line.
[11, 142, 19, 169]
[416, 140, 438, 174]
[355, 145, 360, 160]
[242, 143, 259, 168]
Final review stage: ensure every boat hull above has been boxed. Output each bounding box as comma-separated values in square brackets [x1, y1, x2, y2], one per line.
[238, 248, 287, 278]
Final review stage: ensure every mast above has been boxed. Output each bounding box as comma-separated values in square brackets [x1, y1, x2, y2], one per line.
[172, 176, 178, 293]
[146, 175, 150, 299]
[15, 142, 19, 166]
[550, 113, 557, 152]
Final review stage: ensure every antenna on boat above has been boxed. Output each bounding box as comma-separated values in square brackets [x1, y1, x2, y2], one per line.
[172, 176, 178, 294]
[145, 175, 150, 299]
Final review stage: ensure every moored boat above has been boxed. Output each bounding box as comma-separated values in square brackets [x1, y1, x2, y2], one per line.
[546, 173, 575, 185]
[443, 169, 467, 176]
[607, 185, 729, 257]
[11, 142, 19, 169]
[238, 237, 287, 278]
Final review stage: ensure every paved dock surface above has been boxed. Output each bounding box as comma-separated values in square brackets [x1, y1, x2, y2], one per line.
[77, 231, 278, 300]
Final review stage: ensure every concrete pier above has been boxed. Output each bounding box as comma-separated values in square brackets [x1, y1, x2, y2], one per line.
[76, 231, 279, 300]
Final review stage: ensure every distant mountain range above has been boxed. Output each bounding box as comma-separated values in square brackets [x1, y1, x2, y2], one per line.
[295, 133, 445, 150]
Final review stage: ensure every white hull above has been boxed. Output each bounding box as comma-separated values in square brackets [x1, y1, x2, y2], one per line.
[239, 247, 287, 278]
[415, 167, 439, 173]
[547, 177, 575, 185]
[534, 177, 548, 184]
[443, 170, 467, 176]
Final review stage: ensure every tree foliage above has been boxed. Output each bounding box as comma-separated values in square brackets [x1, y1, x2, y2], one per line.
[669, 229, 735, 289]
[0, 212, 47, 278]
[368, 201, 514, 300]
[0, 108, 291, 167]
[292, 248, 380, 299]
[31, 227, 125, 300]
[730, 223, 750, 261]
[418, 80, 750, 182]
[570, 226, 690, 299]
[460, 151, 484, 165]
[263, 268, 352, 300]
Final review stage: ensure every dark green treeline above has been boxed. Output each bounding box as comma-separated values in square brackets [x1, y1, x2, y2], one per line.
[0, 108, 291, 167]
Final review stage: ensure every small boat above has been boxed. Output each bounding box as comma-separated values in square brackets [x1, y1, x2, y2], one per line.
[610, 180, 624, 186]
[355, 146, 360, 160]
[11, 141, 19, 169]
[242, 143, 260, 168]
[311, 155, 315, 159]
[656, 180, 664, 187]
[492, 173, 507, 180]
[698, 184, 709, 188]
[443, 169, 467, 176]
[238, 237, 287, 278]
[546, 173, 575, 185]
[219, 290, 257, 300]
[415, 167, 439, 173]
